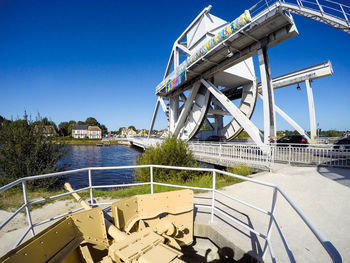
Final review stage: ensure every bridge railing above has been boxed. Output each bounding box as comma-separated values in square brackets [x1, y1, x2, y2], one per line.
[250, 0, 350, 26]
[188, 142, 350, 168]
[273, 144, 350, 167]
[189, 142, 273, 169]
[0, 165, 342, 262]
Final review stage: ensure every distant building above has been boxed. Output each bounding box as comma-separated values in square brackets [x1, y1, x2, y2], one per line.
[88, 126, 102, 139]
[34, 124, 58, 137]
[138, 129, 148, 136]
[72, 125, 102, 139]
[121, 128, 137, 137]
[72, 125, 88, 138]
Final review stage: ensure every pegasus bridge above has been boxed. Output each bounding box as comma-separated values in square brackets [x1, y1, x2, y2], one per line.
[140, 0, 350, 170]
[1, 1, 350, 263]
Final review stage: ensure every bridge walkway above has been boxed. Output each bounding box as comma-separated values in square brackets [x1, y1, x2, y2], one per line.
[253, 0, 350, 33]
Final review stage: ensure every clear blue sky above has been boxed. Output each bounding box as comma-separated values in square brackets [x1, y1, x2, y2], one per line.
[0, 0, 349, 132]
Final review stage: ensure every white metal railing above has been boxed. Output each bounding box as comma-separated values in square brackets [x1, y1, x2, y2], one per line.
[188, 142, 350, 169]
[273, 144, 350, 167]
[189, 142, 273, 169]
[0, 165, 342, 262]
[250, 0, 350, 29]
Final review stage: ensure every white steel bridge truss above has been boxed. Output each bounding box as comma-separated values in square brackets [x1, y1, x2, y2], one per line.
[149, 0, 348, 146]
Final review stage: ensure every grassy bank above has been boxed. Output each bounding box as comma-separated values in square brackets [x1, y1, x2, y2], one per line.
[53, 136, 119, 145]
[0, 170, 248, 211]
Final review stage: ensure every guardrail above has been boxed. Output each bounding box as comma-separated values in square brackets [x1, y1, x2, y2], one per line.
[189, 142, 273, 169]
[188, 142, 350, 168]
[0, 165, 342, 262]
[273, 144, 350, 167]
[251, 0, 350, 25]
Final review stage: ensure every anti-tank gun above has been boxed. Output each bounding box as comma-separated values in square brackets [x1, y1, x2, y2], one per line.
[0, 183, 194, 263]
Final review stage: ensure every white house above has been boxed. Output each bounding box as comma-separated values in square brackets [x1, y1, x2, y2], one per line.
[72, 125, 88, 139]
[72, 125, 102, 139]
[87, 126, 102, 139]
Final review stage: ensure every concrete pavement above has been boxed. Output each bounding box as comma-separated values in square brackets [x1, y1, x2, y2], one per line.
[193, 165, 350, 262]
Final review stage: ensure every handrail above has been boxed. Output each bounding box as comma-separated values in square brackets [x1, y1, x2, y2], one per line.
[251, 0, 350, 30]
[0, 164, 342, 262]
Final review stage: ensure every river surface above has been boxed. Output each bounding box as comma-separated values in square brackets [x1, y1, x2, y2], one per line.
[60, 145, 142, 189]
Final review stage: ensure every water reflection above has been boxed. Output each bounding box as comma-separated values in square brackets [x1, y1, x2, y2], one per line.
[59, 145, 141, 189]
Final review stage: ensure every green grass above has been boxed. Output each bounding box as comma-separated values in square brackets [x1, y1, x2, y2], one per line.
[52, 137, 119, 145]
[0, 170, 249, 211]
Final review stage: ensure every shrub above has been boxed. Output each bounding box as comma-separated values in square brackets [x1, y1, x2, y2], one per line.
[0, 117, 66, 189]
[134, 135, 199, 182]
[231, 164, 252, 176]
[223, 164, 252, 183]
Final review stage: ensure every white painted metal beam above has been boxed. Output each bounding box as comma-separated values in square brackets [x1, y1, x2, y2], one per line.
[176, 44, 192, 56]
[207, 108, 230, 116]
[159, 97, 168, 114]
[148, 99, 160, 139]
[257, 61, 333, 92]
[163, 5, 212, 79]
[305, 79, 317, 142]
[201, 79, 264, 147]
[173, 82, 200, 137]
[258, 93, 310, 141]
[258, 47, 276, 144]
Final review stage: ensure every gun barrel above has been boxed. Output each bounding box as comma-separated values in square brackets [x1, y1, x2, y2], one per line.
[64, 182, 127, 241]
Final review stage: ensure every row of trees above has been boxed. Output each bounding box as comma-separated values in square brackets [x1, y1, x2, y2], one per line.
[1, 115, 109, 137]
[58, 117, 107, 137]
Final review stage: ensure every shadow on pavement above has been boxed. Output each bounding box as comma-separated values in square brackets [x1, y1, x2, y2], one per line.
[317, 166, 350, 188]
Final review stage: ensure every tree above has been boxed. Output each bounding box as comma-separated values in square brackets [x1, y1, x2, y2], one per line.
[0, 116, 66, 188]
[118, 127, 126, 135]
[0, 115, 4, 128]
[128, 125, 137, 132]
[85, 117, 99, 126]
[58, 122, 69, 136]
[68, 120, 77, 137]
[100, 124, 108, 136]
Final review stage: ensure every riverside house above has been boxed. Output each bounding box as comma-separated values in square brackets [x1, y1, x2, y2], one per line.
[72, 125, 88, 138]
[72, 125, 102, 139]
[88, 126, 102, 139]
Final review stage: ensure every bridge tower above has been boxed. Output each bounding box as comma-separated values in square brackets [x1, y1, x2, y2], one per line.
[149, 1, 349, 146]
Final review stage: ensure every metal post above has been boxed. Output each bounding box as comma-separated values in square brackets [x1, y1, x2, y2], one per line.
[288, 145, 291, 165]
[211, 171, 216, 223]
[258, 46, 276, 144]
[88, 169, 93, 206]
[305, 79, 317, 143]
[22, 181, 35, 236]
[315, 0, 324, 15]
[262, 188, 278, 260]
[150, 166, 154, 194]
[340, 4, 349, 25]
[265, 0, 270, 11]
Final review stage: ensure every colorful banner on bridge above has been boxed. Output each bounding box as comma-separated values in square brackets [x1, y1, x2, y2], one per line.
[156, 10, 251, 94]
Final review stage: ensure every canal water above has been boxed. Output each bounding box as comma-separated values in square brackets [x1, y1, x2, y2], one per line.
[59, 145, 142, 189]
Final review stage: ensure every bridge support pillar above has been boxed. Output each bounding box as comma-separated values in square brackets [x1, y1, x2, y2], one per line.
[169, 96, 179, 133]
[258, 46, 276, 144]
[305, 79, 317, 143]
[214, 104, 224, 136]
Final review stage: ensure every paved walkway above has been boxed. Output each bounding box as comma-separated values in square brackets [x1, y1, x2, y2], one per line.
[194, 165, 350, 262]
